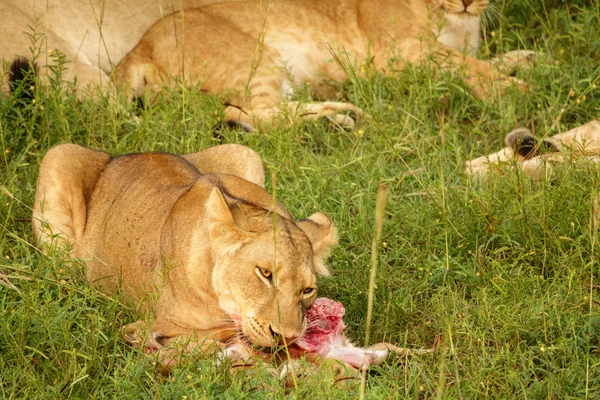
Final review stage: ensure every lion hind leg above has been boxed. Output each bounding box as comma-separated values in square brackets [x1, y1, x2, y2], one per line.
[33, 144, 110, 254]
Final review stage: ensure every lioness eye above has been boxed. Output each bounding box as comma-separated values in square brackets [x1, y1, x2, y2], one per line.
[259, 267, 272, 279]
[303, 287, 315, 296]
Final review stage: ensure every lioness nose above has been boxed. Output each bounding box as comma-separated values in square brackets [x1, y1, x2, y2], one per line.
[462, 0, 474, 7]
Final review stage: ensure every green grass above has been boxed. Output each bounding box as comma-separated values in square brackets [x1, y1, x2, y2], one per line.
[2, 0, 600, 397]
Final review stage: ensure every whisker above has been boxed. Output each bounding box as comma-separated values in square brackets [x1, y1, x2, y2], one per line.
[483, 3, 501, 26]
[210, 327, 240, 335]
[430, 3, 442, 13]
[207, 317, 237, 324]
[227, 332, 253, 348]
[204, 319, 239, 330]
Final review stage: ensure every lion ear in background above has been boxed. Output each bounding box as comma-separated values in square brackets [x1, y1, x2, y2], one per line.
[297, 213, 338, 276]
[205, 187, 253, 256]
[8, 57, 38, 103]
[504, 127, 558, 160]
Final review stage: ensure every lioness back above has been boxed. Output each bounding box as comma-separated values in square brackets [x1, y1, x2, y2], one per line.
[81, 153, 201, 296]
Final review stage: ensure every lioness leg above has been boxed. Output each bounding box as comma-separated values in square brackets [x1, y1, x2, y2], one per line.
[286, 101, 365, 130]
[491, 50, 538, 75]
[224, 100, 362, 131]
[396, 38, 527, 99]
[33, 144, 111, 253]
[122, 319, 246, 371]
[182, 144, 265, 188]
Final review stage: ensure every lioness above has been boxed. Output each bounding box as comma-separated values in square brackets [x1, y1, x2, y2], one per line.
[465, 120, 600, 179]
[115, 0, 529, 130]
[1, 0, 240, 95]
[33, 143, 340, 369]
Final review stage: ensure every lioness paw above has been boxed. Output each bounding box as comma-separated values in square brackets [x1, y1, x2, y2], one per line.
[492, 50, 539, 74]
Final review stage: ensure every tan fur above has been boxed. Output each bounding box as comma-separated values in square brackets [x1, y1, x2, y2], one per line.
[465, 120, 600, 179]
[32, 143, 338, 367]
[0, 0, 240, 95]
[115, 0, 526, 130]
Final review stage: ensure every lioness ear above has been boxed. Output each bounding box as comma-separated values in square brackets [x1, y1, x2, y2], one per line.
[205, 187, 250, 256]
[297, 212, 338, 276]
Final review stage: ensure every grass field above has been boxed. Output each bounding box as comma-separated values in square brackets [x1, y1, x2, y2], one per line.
[2, 0, 600, 398]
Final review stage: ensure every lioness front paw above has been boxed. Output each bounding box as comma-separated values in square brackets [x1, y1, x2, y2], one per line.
[492, 50, 539, 74]
[469, 74, 529, 99]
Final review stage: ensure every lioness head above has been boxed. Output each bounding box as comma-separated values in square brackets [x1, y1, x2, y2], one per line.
[205, 187, 338, 347]
[429, 0, 489, 53]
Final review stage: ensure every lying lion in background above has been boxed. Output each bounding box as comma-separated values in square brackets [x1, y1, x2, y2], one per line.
[32, 144, 429, 379]
[0, 0, 239, 95]
[465, 120, 600, 179]
[115, 0, 532, 131]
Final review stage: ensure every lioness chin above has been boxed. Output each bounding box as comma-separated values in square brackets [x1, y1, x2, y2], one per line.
[115, 0, 529, 131]
[33, 143, 338, 370]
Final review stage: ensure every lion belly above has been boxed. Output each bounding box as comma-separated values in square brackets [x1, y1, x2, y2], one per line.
[204, 1, 368, 96]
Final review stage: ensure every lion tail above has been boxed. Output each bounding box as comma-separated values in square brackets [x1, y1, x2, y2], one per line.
[504, 128, 558, 159]
[8, 57, 37, 101]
